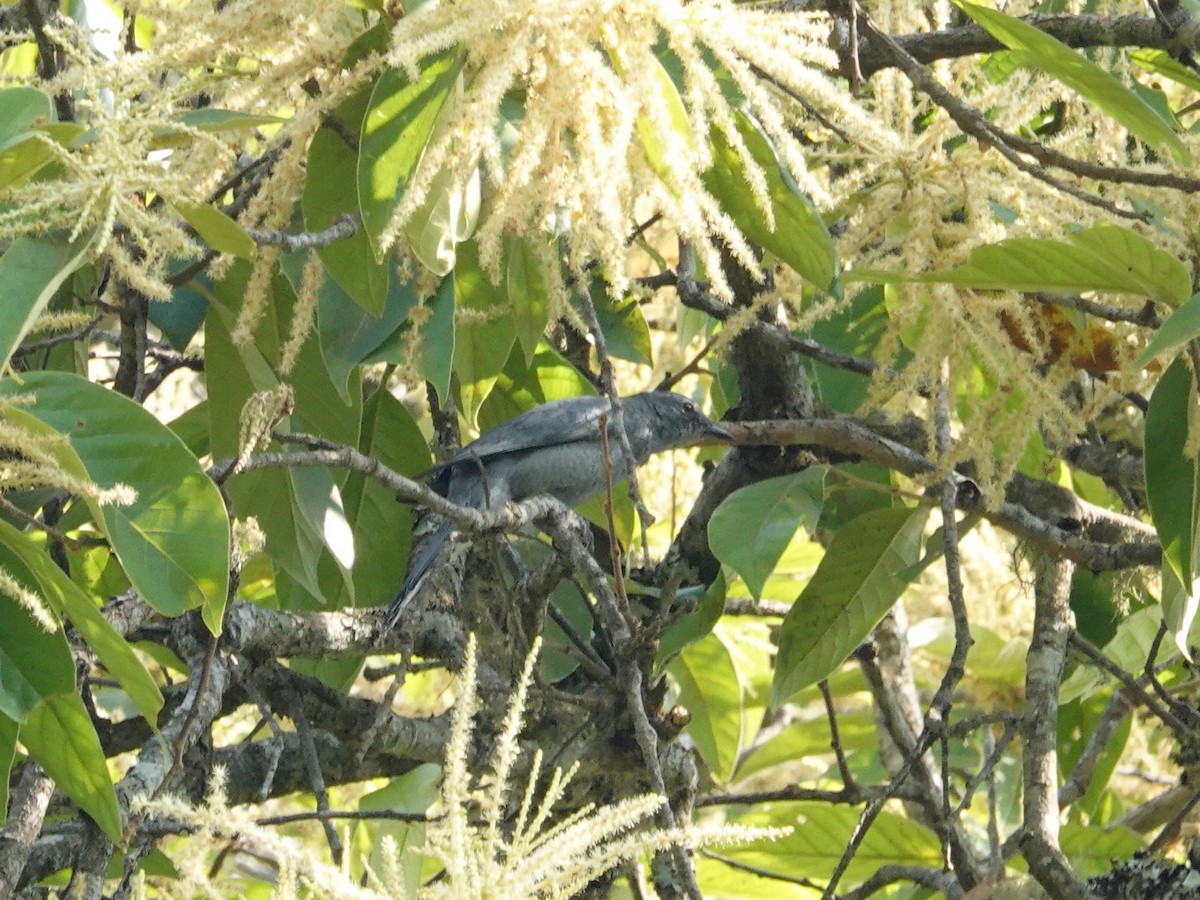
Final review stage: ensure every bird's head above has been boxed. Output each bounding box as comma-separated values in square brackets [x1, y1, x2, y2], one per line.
[629, 391, 733, 453]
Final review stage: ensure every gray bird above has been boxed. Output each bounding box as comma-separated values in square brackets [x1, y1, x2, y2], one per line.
[387, 391, 731, 626]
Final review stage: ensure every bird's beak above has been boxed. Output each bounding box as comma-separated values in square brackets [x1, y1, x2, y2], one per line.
[705, 422, 734, 442]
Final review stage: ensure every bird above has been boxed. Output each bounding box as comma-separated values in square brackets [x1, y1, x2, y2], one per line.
[386, 390, 732, 627]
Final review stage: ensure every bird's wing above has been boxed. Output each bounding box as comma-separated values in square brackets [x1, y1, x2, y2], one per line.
[429, 395, 612, 474]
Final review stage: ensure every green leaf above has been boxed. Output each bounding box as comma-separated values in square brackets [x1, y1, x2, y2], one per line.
[956, 0, 1190, 165]
[635, 54, 693, 179]
[709, 470, 827, 600]
[1130, 48, 1200, 94]
[172, 200, 256, 259]
[726, 802, 941, 886]
[478, 344, 597, 432]
[669, 633, 743, 781]
[453, 240, 515, 426]
[1061, 823, 1145, 878]
[1136, 292, 1200, 368]
[23, 693, 121, 840]
[1145, 358, 1199, 595]
[505, 236, 550, 364]
[0, 713, 16, 825]
[358, 53, 462, 255]
[315, 267, 417, 400]
[0, 236, 91, 370]
[0, 519, 163, 726]
[0, 590, 75, 722]
[657, 573, 727, 667]
[359, 764, 440, 897]
[856, 224, 1190, 306]
[704, 112, 839, 293]
[0, 372, 231, 628]
[174, 108, 286, 133]
[303, 90, 389, 315]
[403, 164, 480, 276]
[589, 283, 653, 366]
[0, 87, 52, 150]
[415, 274, 455, 400]
[341, 389, 431, 610]
[205, 287, 353, 606]
[771, 507, 928, 705]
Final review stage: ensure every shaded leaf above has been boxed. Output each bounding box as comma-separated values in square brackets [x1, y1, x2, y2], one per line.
[1136, 292, 1200, 368]
[1145, 358, 1199, 596]
[0, 236, 91, 370]
[454, 240, 515, 426]
[709, 469, 827, 600]
[303, 90, 389, 315]
[0, 87, 52, 150]
[505, 236, 550, 364]
[415, 274, 455, 400]
[0, 586, 74, 722]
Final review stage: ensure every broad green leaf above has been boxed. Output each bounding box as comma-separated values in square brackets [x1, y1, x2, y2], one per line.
[727, 802, 941, 886]
[1061, 823, 1145, 878]
[205, 284, 355, 607]
[403, 164, 480, 275]
[315, 266, 417, 400]
[415, 274, 455, 400]
[0, 519, 163, 726]
[478, 343, 597, 431]
[505, 236, 550, 364]
[175, 108, 286, 132]
[657, 573, 727, 667]
[0, 372, 231, 628]
[358, 53, 462, 254]
[703, 112, 839, 293]
[454, 240, 515, 426]
[1130, 48, 1200, 94]
[669, 633, 742, 781]
[771, 507, 928, 705]
[709, 470, 827, 600]
[855, 224, 1190, 306]
[149, 275, 209, 350]
[0, 87, 51, 150]
[22, 693, 121, 840]
[0, 134, 56, 191]
[736, 709, 877, 781]
[172, 200, 256, 259]
[1145, 358, 1199, 595]
[589, 283, 653, 366]
[909, 617, 1028, 687]
[0, 588, 74, 722]
[1136, 292, 1200, 368]
[957, 0, 1190, 165]
[635, 54, 693, 179]
[303, 90, 389, 315]
[359, 764, 440, 896]
[1161, 559, 1198, 662]
[340, 389, 430, 610]
[0, 236, 91, 369]
[0, 714, 16, 825]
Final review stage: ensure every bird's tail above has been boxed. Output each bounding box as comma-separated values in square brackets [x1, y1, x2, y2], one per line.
[385, 519, 454, 629]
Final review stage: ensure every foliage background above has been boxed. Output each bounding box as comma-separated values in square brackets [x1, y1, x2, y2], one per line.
[1, 0, 1199, 896]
